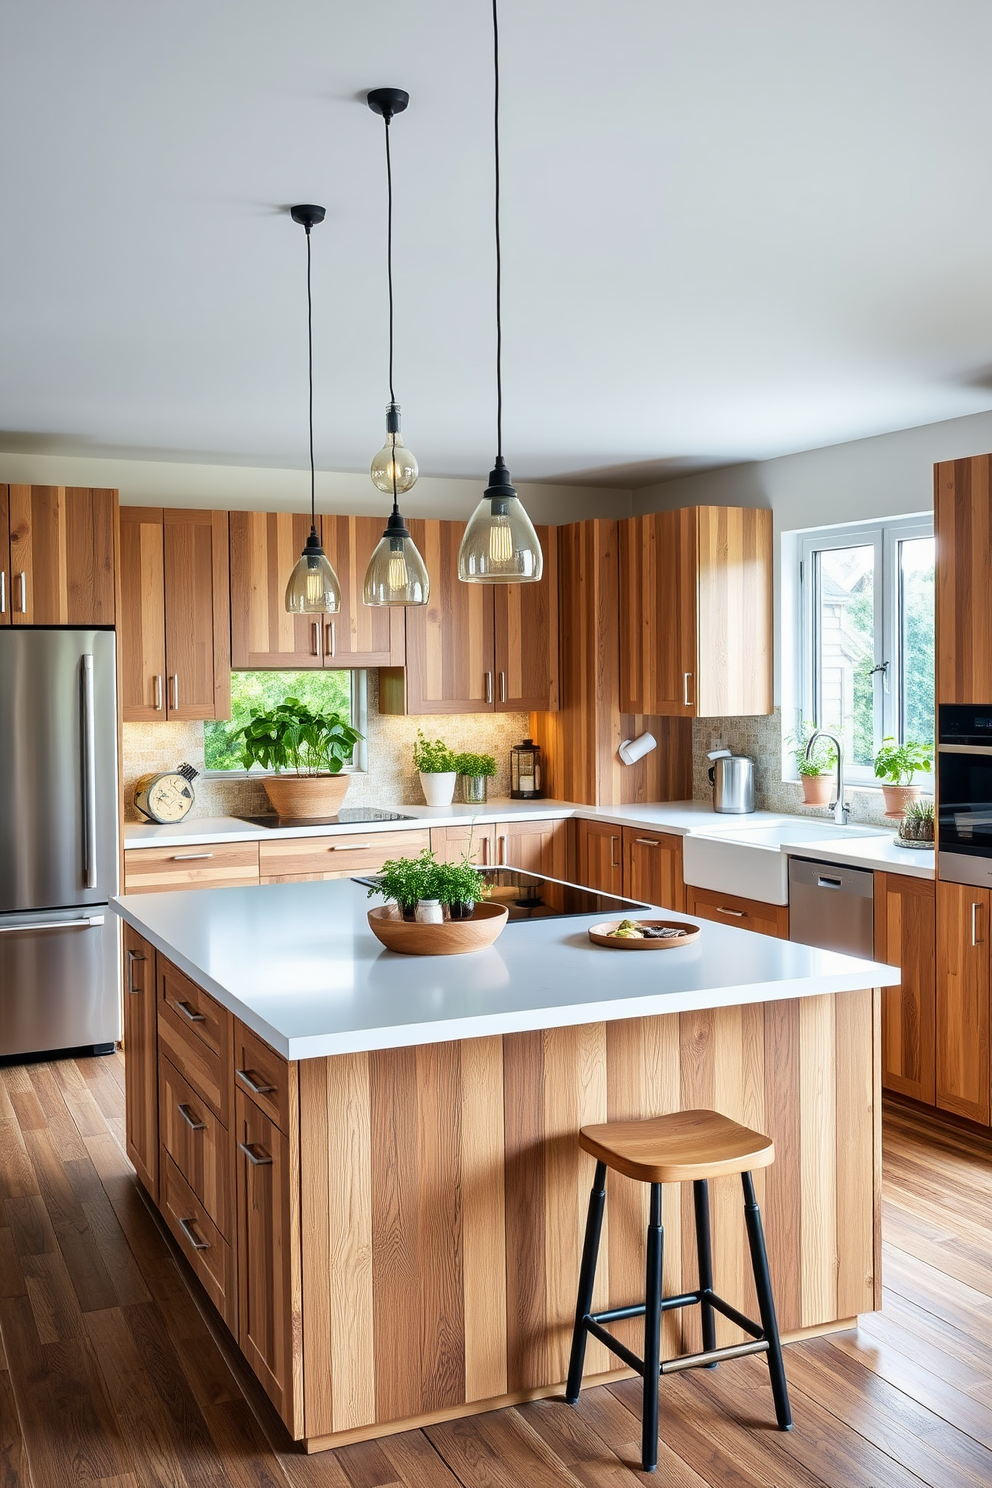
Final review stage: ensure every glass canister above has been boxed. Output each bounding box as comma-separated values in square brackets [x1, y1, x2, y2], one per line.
[510, 738, 544, 799]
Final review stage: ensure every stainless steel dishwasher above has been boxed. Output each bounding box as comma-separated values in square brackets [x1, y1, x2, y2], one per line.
[788, 857, 874, 957]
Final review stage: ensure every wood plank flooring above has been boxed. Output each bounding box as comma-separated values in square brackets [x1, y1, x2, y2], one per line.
[0, 1054, 990, 1487]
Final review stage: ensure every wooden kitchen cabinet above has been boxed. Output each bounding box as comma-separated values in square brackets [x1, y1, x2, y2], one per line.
[123, 841, 260, 894]
[685, 884, 789, 939]
[431, 823, 496, 866]
[620, 506, 772, 718]
[5, 484, 116, 626]
[379, 519, 558, 714]
[936, 881, 991, 1125]
[494, 816, 571, 877]
[258, 828, 431, 883]
[123, 925, 159, 1200]
[623, 828, 684, 912]
[229, 510, 404, 670]
[875, 872, 936, 1106]
[120, 507, 230, 721]
[935, 456, 992, 704]
[577, 819, 624, 895]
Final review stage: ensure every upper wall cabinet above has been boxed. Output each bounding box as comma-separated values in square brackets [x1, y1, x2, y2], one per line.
[229, 511, 404, 671]
[620, 505, 772, 718]
[120, 507, 230, 722]
[379, 519, 558, 714]
[935, 456, 992, 704]
[1, 484, 116, 627]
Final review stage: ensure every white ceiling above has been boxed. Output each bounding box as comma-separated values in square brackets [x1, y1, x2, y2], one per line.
[4, 1, 992, 488]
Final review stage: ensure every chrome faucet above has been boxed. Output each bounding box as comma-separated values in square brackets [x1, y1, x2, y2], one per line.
[804, 729, 848, 825]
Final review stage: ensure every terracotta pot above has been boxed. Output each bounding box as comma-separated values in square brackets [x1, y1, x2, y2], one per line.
[800, 773, 833, 806]
[881, 783, 920, 820]
[420, 771, 457, 807]
[262, 772, 350, 819]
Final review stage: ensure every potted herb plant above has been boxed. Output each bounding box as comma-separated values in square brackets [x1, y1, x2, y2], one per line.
[787, 720, 837, 807]
[436, 858, 486, 919]
[896, 798, 935, 849]
[238, 697, 362, 818]
[372, 849, 440, 921]
[873, 737, 934, 818]
[454, 750, 497, 805]
[413, 730, 458, 807]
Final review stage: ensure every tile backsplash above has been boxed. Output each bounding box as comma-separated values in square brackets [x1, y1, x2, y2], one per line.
[122, 671, 530, 822]
[692, 707, 897, 828]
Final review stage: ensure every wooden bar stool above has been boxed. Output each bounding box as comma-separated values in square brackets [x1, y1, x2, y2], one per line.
[565, 1108, 792, 1473]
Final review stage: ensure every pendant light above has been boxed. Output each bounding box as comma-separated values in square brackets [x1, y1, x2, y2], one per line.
[284, 204, 342, 615]
[458, 0, 543, 584]
[363, 87, 430, 608]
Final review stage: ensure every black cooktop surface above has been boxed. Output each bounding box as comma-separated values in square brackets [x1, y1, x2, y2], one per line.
[358, 866, 650, 922]
[238, 808, 414, 829]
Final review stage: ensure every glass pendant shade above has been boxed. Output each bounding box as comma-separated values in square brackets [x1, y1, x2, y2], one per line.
[285, 526, 342, 613]
[364, 511, 429, 607]
[458, 457, 543, 583]
[371, 403, 418, 495]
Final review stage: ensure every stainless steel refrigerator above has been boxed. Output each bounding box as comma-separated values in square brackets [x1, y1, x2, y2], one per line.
[0, 629, 120, 1058]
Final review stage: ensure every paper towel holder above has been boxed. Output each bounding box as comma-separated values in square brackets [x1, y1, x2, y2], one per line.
[618, 731, 657, 766]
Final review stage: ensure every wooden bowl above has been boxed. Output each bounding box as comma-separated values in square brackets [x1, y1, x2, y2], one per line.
[367, 902, 509, 956]
[587, 917, 701, 950]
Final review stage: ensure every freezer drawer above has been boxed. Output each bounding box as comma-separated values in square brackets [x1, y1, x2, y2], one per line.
[0, 907, 120, 1057]
[788, 857, 874, 959]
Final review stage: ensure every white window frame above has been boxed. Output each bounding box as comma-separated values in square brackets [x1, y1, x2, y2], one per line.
[797, 514, 933, 789]
[203, 668, 368, 777]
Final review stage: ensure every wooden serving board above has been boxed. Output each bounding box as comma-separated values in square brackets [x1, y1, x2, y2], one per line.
[587, 917, 701, 950]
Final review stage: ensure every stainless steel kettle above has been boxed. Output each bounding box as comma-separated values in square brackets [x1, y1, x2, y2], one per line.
[707, 750, 755, 813]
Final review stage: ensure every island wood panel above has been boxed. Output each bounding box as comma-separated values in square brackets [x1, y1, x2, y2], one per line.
[493, 525, 558, 710]
[685, 884, 790, 939]
[229, 510, 324, 669]
[123, 841, 260, 893]
[0, 485, 9, 625]
[695, 505, 773, 717]
[875, 872, 936, 1105]
[122, 925, 158, 1199]
[257, 829, 430, 883]
[619, 508, 697, 716]
[323, 514, 405, 667]
[296, 990, 877, 1450]
[119, 506, 167, 718]
[935, 455, 992, 704]
[935, 881, 991, 1125]
[622, 828, 684, 913]
[162, 508, 231, 721]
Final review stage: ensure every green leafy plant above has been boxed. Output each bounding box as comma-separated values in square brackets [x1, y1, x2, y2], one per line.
[898, 798, 935, 842]
[237, 697, 362, 776]
[413, 730, 458, 774]
[787, 719, 837, 777]
[435, 859, 485, 908]
[873, 737, 934, 786]
[454, 751, 497, 779]
[370, 849, 441, 910]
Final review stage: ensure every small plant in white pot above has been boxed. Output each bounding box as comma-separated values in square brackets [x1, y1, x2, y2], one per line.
[787, 720, 836, 807]
[454, 750, 497, 805]
[238, 697, 362, 819]
[413, 731, 458, 807]
[874, 737, 934, 819]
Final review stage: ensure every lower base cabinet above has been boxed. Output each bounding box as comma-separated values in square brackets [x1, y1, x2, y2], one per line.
[622, 827, 684, 912]
[875, 872, 936, 1106]
[935, 881, 991, 1125]
[684, 884, 789, 939]
[577, 819, 623, 895]
[123, 926, 159, 1199]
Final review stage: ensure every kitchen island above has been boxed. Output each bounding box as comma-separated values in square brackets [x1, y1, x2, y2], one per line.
[114, 876, 899, 1452]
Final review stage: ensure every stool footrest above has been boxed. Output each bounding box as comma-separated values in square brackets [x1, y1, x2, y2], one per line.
[593, 1290, 701, 1326]
[580, 1288, 769, 1381]
[662, 1339, 769, 1375]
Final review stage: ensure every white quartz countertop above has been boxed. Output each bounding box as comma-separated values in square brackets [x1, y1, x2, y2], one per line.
[112, 877, 900, 1061]
[779, 833, 934, 880]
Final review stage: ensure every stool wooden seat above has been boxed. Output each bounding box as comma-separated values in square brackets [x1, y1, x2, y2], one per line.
[566, 1107, 791, 1474]
[579, 1109, 775, 1184]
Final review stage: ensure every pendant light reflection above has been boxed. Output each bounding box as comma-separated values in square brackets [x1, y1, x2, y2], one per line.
[458, 0, 542, 585]
[284, 204, 341, 615]
[364, 87, 429, 608]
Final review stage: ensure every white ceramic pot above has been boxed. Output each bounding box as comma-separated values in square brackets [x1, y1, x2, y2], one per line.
[420, 770, 457, 807]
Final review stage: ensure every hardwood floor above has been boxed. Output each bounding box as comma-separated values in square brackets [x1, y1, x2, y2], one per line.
[0, 1055, 990, 1487]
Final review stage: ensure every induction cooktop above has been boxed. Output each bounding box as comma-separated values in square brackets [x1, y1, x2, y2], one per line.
[357, 866, 650, 922]
[237, 808, 415, 829]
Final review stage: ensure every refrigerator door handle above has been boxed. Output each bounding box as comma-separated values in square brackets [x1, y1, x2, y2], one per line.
[82, 655, 98, 890]
[0, 914, 106, 934]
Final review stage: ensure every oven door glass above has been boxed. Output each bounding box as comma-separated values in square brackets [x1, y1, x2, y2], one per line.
[939, 752, 992, 857]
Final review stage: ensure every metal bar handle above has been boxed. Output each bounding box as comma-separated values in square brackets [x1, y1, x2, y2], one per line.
[239, 1141, 273, 1167]
[497, 833, 507, 866]
[236, 1068, 276, 1096]
[178, 1216, 210, 1251]
[716, 906, 746, 917]
[170, 674, 179, 710]
[126, 947, 146, 994]
[485, 671, 493, 704]
[177, 1103, 206, 1132]
[610, 835, 620, 870]
[499, 671, 506, 703]
[311, 620, 321, 657]
[0, 914, 105, 935]
[173, 853, 214, 861]
[0, 570, 5, 614]
[154, 674, 163, 711]
[326, 620, 336, 658]
[17, 572, 26, 613]
[634, 837, 661, 847]
[326, 842, 373, 851]
[175, 999, 206, 1023]
[683, 672, 693, 707]
[973, 902, 982, 947]
[81, 654, 98, 890]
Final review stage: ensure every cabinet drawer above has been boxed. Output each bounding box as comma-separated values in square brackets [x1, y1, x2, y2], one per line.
[234, 1021, 294, 1135]
[159, 1055, 231, 1238]
[257, 828, 431, 881]
[685, 885, 789, 939]
[124, 841, 260, 894]
[158, 960, 232, 1124]
[160, 1154, 235, 1330]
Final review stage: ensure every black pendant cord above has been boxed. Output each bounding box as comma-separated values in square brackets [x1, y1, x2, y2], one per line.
[383, 114, 400, 512]
[493, 0, 503, 462]
[304, 221, 317, 534]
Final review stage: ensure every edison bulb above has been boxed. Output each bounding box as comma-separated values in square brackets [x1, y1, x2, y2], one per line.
[371, 403, 418, 495]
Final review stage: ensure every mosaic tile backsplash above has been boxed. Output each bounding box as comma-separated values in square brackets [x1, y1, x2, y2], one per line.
[122, 671, 530, 822]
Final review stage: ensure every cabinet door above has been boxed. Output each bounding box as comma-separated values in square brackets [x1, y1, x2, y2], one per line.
[379, 519, 495, 714]
[0, 485, 9, 626]
[431, 824, 497, 866]
[322, 514, 405, 668]
[936, 882, 991, 1124]
[577, 820, 623, 895]
[120, 507, 167, 720]
[494, 817, 570, 878]
[685, 885, 789, 939]
[622, 828, 684, 913]
[229, 511, 324, 670]
[876, 873, 936, 1106]
[492, 525, 558, 710]
[123, 926, 158, 1200]
[695, 506, 772, 717]
[619, 508, 697, 715]
[235, 1089, 301, 1435]
[163, 509, 231, 721]
[935, 456, 992, 705]
[7, 485, 116, 626]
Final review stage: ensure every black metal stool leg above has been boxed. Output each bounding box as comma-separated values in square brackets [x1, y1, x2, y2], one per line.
[641, 1183, 664, 1473]
[693, 1178, 717, 1362]
[742, 1171, 793, 1430]
[566, 1160, 608, 1404]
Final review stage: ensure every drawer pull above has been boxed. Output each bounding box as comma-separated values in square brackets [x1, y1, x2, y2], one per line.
[177, 1102, 206, 1131]
[175, 999, 206, 1023]
[173, 853, 214, 861]
[239, 1141, 273, 1167]
[634, 837, 661, 847]
[327, 842, 373, 852]
[178, 1216, 210, 1251]
[716, 906, 746, 918]
[236, 1068, 276, 1097]
[126, 947, 146, 994]
[154, 673, 163, 711]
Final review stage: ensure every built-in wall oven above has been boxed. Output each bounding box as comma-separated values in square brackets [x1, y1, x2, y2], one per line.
[938, 704, 992, 887]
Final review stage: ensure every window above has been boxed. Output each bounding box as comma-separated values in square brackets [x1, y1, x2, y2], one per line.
[798, 515, 933, 784]
[203, 670, 367, 773]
